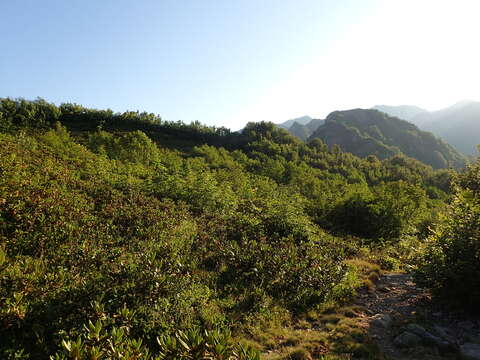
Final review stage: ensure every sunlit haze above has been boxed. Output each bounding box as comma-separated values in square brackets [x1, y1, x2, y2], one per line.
[1, 0, 479, 129]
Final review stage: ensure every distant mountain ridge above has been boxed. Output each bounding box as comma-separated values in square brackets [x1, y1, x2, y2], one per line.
[278, 116, 325, 141]
[373, 105, 427, 123]
[374, 101, 480, 155]
[288, 121, 312, 141]
[308, 109, 466, 169]
[278, 116, 312, 129]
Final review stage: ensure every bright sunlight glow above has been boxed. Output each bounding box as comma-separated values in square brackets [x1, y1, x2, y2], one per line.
[226, 0, 480, 128]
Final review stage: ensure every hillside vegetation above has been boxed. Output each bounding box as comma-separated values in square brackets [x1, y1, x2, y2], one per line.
[286, 122, 312, 141]
[308, 109, 466, 169]
[0, 98, 478, 359]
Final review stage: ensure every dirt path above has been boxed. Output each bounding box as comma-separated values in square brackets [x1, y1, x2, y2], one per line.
[353, 272, 480, 360]
[354, 273, 433, 359]
[261, 271, 479, 360]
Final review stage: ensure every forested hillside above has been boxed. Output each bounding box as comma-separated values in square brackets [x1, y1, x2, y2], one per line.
[281, 119, 325, 142]
[0, 98, 477, 360]
[286, 122, 312, 141]
[375, 101, 480, 156]
[308, 109, 466, 169]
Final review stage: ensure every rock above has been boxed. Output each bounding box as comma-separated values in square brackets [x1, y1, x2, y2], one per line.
[394, 331, 422, 348]
[405, 323, 430, 337]
[371, 314, 392, 329]
[459, 321, 475, 330]
[464, 333, 480, 344]
[433, 324, 456, 343]
[460, 343, 480, 360]
[406, 323, 454, 352]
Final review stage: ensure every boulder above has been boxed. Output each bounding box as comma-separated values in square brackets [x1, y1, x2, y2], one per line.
[460, 343, 480, 360]
[371, 314, 392, 329]
[433, 324, 456, 344]
[394, 332, 422, 348]
[405, 323, 454, 352]
[459, 321, 475, 330]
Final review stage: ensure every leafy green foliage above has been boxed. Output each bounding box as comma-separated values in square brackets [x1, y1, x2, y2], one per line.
[51, 311, 258, 360]
[0, 98, 454, 358]
[329, 181, 427, 241]
[415, 156, 480, 310]
[87, 129, 165, 167]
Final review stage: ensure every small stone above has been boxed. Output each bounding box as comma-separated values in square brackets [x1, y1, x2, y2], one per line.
[460, 343, 480, 360]
[394, 332, 422, 348]
[371, 314, 393, 329]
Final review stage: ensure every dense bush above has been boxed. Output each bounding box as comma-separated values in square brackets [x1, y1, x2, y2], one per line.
[0, 128, 344, 358]
[329, 181, 427, 241]
[415, 156, 480, 310]
[0, 99, 455, 358]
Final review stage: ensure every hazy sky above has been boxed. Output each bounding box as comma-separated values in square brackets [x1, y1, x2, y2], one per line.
[1, 0, 479, 129]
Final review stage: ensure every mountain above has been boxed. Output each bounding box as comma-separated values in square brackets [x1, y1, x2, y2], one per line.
[411, 100, 475, 126]
[373, 105, 427, 125]
[309, 109, 466, 169]
[375, 101, 480, 155]
[277, 115, 312, 129]
[306, 118, 325, 132]
[419, 101, 480, 155]
[277, 116, 327, 142]
[284, 118, 325, 141]
[288, 121, 312, 141]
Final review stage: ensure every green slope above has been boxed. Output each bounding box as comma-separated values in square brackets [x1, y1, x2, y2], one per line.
[287, 121, 312, 141]
[0, 98, 454, 359]
[309, 109, 466, 169]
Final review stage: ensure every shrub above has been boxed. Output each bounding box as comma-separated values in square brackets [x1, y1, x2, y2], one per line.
[52, 314, 260, 360]
[415, 157, 480, 310]
[330, 181, 427, 242]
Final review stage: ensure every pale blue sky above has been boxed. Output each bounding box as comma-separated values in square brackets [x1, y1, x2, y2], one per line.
[1, 0, 479, 128]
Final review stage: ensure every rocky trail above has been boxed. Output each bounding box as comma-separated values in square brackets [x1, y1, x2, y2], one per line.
[353, 272, 480, 360]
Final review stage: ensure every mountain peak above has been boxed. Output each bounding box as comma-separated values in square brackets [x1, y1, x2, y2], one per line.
[309, 108, 466, 169]
[449, 99, 475, 109]
[372, 105, 427, 121]
[377, 101, 480, 155]
[277, 115, 312, 129]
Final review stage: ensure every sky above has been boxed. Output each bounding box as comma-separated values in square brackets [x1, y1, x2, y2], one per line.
[1, 0, 479, 129]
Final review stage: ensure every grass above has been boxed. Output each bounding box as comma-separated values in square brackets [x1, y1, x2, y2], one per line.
[345, 259, 382, 293]
[246, 309, 381, 360]
[236, 258, 385, 359]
